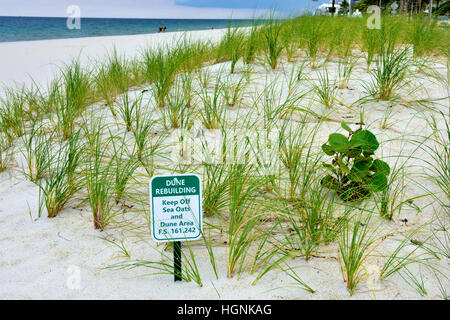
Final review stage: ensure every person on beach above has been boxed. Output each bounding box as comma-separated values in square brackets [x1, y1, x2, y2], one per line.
[159, 25, 167, 33]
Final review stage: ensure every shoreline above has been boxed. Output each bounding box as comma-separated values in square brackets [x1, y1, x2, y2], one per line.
[0, 26, 231, 45]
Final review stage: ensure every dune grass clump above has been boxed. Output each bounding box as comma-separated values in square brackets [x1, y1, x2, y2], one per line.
[337, 56, 357, 90]
[243, 22, 261, 65]
[130, 101, 165, 176]
[379, 18, 402, 56]
[261, 19, 284, 70]
[161, 79, 195, 130]
[117, 92, 140, 132]
[250, 228, 316, 292]
[333, 18, 357, 60]
[143, 46, 178, 108]
[339, 213, 383, 296]
[279, 119, 321, 201]
[171, 37, 216, 75]
[197, 74, 225, 130]
[374, 158, 409, 220]
[429, 114, 449, 201]
[0, 104, 15, 172]
[225, 162, 264, 278]
[54, 61, 93, 140]
[38, 131, 83, 218]
[143, 39, 211, 108]
[132, 106, 154, 162]
[217, 25, 245, 73]
[202, 163, 229, 217]
[321, 21, 341, 64]
[364, 46, 413, 101]
[256, 78, 306, 132]
[197, 68, 212, 89]
[82, 120, 116, 230]
[313, 68, 338, 109]
[180, 71, 195, 108]
[409, 17, 439, 58]
[280, 19, 301, 63]
[182, 39, 214, 73]
[302, 16, 326, 69]
[282, 61, 305, 96]
[110, 136, 138, 204]
[221, 73, 248, 107]
[283, 184, 344, 261]
[0, 88, 27, 138]
[417, 113, 450, 202]
[361, 28, 381, 72]
[95, 49, 134, 117]
[28, 81, 62, 118]
[373, 138, 432, 221]
[106, 239, 206, 287]
[22, 86, 45, 121]
[0, 129, 12, 173]
[21, 121, 53, 183]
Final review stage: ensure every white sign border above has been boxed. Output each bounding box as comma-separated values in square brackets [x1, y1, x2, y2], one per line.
[150, 173, 203, 243]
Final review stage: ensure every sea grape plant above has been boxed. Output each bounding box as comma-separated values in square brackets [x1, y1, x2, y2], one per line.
[321, 123, 390, 202]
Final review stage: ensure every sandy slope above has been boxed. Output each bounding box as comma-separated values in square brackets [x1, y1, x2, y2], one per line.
[0, 28, 227, 89]
[0, 29, 449, 300]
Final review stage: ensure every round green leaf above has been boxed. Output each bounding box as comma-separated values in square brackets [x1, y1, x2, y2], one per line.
[346, 147, 362, 158]
[364, 172, 388, 192]
[350, 130, 379, 154]
[322, 144, 335, 156]
[328, 133, 350, 153]
[370, 159, 390, 176]
[351, 158, 373, 178]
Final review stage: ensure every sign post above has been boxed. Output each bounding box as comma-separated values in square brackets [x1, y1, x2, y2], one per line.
[150, 174, 202, 282]
[173, 241, 182, 282]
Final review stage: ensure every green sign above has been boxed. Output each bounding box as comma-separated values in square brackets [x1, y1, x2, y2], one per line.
[150, 174, 202, 242]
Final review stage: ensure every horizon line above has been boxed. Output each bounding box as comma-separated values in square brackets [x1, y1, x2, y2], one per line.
[0, 15, 272, 20]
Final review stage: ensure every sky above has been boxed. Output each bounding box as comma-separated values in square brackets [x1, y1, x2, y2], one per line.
[0, 0, 328, 19]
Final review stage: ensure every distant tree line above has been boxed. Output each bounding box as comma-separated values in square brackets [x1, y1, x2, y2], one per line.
[353, 0, 449, 15]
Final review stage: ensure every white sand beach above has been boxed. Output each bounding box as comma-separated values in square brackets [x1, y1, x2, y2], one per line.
[0, 23, 449, 301]
[0, 29, 228, 89]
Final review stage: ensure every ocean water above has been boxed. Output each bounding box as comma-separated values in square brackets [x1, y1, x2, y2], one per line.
[0, 16, 257, 42]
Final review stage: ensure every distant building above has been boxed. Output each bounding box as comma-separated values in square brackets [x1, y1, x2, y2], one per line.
[316, 2, 341, 14]
[316, 0, 362, 14]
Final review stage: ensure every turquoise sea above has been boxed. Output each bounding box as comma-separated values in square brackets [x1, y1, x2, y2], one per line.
[0, 16, 257, 42]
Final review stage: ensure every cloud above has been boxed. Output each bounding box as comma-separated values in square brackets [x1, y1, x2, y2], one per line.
[175, 0, 325, 15]
[0, 0, 272, 18]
